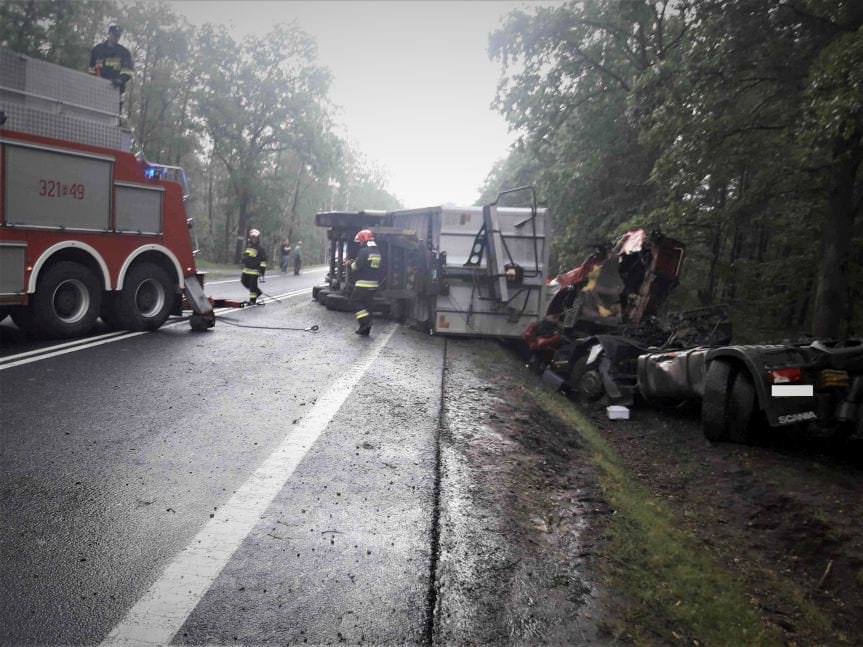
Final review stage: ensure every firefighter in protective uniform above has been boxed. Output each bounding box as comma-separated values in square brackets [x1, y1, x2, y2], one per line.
[88, 25, 134, 93]
[348, 229, 382, 335]
[241, 228, 267, 304]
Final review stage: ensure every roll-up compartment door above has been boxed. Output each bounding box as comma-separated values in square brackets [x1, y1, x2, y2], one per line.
[3, 143, 112, 230]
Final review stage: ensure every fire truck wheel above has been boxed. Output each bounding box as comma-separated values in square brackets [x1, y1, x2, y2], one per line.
[114, 263, 174, 331]
[702, 360, 756, 443]
[325, 293, 354, 312]
[26, 261, 102, 339]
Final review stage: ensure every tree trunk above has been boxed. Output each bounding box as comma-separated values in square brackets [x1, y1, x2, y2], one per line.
[703, 221, 723, 305]
[233, 190, 250, 264]
[222, 198, 233, 264]
[15, 1, 37, 53]
[813, 137, 862, 338]
[286, 165, 304, 242]
[207, 160, 214, 238]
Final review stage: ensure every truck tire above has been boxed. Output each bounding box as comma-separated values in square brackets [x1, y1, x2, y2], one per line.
[569, 355, 605, 401]
[325, 292, 354, 312]
[389, 299, 409, 323]
[315, 287, 332, 304]
[112, 263, 175, 331]
[20, 261, 102, 339]
[702, 360, 756, 443]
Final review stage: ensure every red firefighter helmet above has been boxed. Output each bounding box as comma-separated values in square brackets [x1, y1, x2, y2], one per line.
[354, 229, 374, 244]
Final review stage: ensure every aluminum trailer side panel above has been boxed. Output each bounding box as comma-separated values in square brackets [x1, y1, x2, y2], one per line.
[433, 206, 549, 338]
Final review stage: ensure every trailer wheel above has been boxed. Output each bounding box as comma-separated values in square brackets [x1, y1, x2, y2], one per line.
[113, 263, 174, 331]
[22, 261, 102, 338]
[325, 293, 354, 312]
[702, 360, 756, 443]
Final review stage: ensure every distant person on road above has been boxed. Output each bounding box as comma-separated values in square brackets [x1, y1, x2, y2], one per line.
[241, 228, 267, 304]
[292, 240, 303, 275]
[280, 239, 292, 273]
[346, 229, 381, 336]
[89, 24, 134, 94]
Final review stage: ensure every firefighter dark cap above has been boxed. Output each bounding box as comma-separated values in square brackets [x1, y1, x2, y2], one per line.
[108, 24, 122, 36]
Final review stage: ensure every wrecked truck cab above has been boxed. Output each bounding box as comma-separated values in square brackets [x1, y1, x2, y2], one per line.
[526, 229, 687, 394]
[529, 229, 685, 346]
[638, 338, 863, 443]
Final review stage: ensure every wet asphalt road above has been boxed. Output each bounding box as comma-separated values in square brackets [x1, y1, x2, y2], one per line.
[0, 267, 444, 645]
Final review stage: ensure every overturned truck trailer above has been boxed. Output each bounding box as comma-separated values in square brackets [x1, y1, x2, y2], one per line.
[314, 188, 550, 339]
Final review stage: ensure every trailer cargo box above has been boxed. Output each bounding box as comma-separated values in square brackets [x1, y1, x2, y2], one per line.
[314, 190, 550, 339]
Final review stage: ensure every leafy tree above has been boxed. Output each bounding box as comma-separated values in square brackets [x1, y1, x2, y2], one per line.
[119, 1, 196, 165]
[193, 22, 333, 262]
[0, 0, 111, 69]
[487, 0, 863, 340]
[489, 0, 692, 268]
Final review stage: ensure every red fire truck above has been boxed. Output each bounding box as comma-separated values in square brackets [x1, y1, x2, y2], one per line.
[0, 49, 212, 338]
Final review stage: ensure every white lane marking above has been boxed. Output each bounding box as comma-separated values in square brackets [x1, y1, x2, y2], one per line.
[0, 330, 150, 370]
[0, 288, 312, 371]
[0, 330, 128, 364]
[771, 384, 814, 397]
[102, 324, 397, 647]
[206, 266, 327, 285]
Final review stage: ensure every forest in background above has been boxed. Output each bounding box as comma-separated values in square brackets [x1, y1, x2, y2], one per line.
[480, 0, 862, 341]
[1, 0, 402, 266]
[3, 0, 861, 341]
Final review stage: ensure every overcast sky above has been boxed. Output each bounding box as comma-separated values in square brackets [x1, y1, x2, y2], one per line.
[170, 0, 553, 208]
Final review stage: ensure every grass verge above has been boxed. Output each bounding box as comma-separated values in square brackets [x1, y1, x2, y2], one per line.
[524, 382, 781, 646]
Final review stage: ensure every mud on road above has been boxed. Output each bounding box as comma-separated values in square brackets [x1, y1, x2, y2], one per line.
[434, 339, 606, 645]
[433, 338, 863, 646]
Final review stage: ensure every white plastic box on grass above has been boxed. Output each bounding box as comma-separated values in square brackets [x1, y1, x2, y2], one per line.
[606, 405, 630, 420]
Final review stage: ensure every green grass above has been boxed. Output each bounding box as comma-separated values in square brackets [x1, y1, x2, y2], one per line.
[524, 382, 782, 646]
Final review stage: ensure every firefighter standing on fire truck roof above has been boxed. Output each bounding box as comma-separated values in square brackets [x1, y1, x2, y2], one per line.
[348, 229, 382, 336]
[88, 25, 134, 93]
[241, 229, 267, 305]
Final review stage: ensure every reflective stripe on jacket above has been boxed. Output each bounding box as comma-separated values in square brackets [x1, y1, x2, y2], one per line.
[351, 241, 382, 287]
[242, 241, 267, 274]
